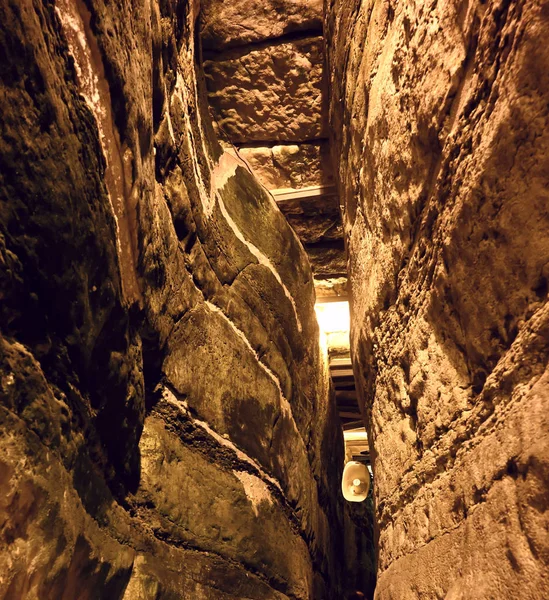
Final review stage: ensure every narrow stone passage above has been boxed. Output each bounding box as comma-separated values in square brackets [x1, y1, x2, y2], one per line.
[0, 0, 548, 599]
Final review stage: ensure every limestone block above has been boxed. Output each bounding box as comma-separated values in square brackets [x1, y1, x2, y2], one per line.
[204, 37, 327, 143]
[314, 277, 348, 300]
[305, 242, 347, 278]
[327, 0, 549, 597]
[137, 412, 312, 599]
[277, 193, 342, 244]
[201, 0, 323, 49]
[239, 142, 334, 189]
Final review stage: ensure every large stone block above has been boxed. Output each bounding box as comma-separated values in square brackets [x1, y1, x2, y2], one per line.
[239, 142, 334, 190]
[137, 410, 313, 599]
[327, 0, 549, 597]
[201, 0, 323, 49]
[306, 242, 347, 279]
[204, 37, 327, 143]
[277, 193, 342, 245]
[0, 0, 361, 597]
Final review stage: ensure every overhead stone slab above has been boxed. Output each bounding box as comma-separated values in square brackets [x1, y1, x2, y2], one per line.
[285, 210, 343, 245]
[204, 37, 327, 144]
[314, 277, 348, 300]
[239, 142, 334, 190]
[200, 0, 323, 49]
[305, 242, 347, 278]
[276, 193, 343, 245]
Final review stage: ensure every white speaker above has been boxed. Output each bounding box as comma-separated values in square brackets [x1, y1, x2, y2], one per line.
[342, 460, 370, 502]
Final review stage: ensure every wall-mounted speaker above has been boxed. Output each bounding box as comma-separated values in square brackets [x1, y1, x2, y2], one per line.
[341, 460, 370, 502]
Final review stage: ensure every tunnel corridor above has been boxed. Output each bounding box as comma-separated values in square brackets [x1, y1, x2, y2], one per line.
[0, 0, 548, 599]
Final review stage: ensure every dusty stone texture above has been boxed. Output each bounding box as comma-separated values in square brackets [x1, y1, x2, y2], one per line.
[239, 142, 334, 190]
[0, 0, 356, 597]
[200, 5, 343, 284]
[277, 194, 342, 245]
[204, 36, 328, 144]
[327, 0, 549, 597]
[315, 277, 348, 300]
[344, 501, 377, 600]
[306, 242, 347, 279]
[237, 144, 346, 280]
[200, 0, 323, 50]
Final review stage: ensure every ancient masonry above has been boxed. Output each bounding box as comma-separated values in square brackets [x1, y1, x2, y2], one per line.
[327, 0, 549, 597]
[0, 0, 548, 599]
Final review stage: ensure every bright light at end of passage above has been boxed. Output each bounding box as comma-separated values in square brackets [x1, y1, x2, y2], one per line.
[314, 301, 350, 335]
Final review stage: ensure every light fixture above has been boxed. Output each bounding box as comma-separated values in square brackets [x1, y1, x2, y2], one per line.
[314, 300, 350, 335]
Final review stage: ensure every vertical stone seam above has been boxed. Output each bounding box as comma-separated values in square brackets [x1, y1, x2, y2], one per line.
[54, 0, 141, 306]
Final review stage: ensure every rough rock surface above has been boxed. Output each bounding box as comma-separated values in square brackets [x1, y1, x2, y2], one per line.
[204, 37, 327, 144]
[315, 277, 349, 300]
[200, 1, 346, 285]
[305, 242, 347, 279]
[239, 142, 334, 190]
[0, 0, 356, 597]
[201, 0, 323, 49]
[327, 0, 549, 597]
[277, 195, 342, 245]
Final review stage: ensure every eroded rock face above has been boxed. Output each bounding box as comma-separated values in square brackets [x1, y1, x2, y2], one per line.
[239, 142, 334, 190]
[0, 0, 350, 597]
[326, 0, 549, 597]
[204, 37, 327, 144]
[201, 0, 323, 49]
[201, 0, 347, 287]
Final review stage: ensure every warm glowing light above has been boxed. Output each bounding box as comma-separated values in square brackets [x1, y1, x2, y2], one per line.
[343, 429, 368, 444]
[314, 301, 350, 335]
[343, 428, 370, 467]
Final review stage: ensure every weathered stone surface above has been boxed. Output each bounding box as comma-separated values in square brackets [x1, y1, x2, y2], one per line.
[327, 0, 549, 597]
[306, 242, 347, 279]
[204, 37, 327, 143]
[200, 0, 323, 49]
[200, 6, 340, 297]
[344, 502, 377, 600]
[237, 149, 344, 280]
[136, 408, 312, 599]
[277, 194, 342, 244]
[239, 142, 334, 190]
[0, 0, 363, 597]
[0, 339, 135, 598]
[315, 277, 348, 300]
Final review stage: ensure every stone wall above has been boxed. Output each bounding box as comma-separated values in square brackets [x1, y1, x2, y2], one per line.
[0, 0, 350, 597]
[326, 0, 549, 597]
[201, 0, 346, 285]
